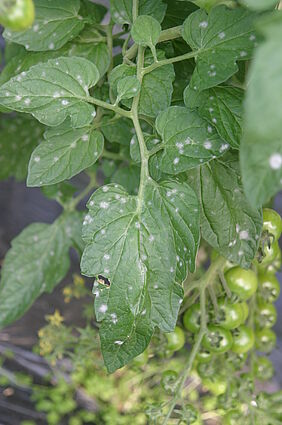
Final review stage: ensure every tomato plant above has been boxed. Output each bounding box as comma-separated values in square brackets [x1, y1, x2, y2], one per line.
[0, 0, 281, 424]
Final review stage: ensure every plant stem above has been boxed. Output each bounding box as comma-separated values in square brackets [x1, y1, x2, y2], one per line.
[132, 0, 139, 22]
[142, 50, 197, 75]
[131, 46, 149, 212]
[162, 256, 226, 425]
[162, 289, 207, 425]
[68, 173, 97, 210]
[85, 96, 131, 118]
[106, 24, 114, 77]
[103, 150, 127, 161]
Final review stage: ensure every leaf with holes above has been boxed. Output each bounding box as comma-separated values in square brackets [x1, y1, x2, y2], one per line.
[187, 152, 262, 268]
[182, 6, 256, 92]
[0, 57, 99, 127]
[154, 106, 228, 174]
[80, 179, 199, 371]
[184, 86, 244, 149]
[3, 0, 84, 52]
[27, 122, 104, 186]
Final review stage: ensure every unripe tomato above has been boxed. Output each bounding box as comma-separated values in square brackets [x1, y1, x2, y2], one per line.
[0, 0, 35, 31]
[253, 356, 274, 381]
[183, 303, 201, 333]
[231, 325, 255, 354]
[196, 349, 212, 363]
[225, 267, 258, 301]
[166, 326, 185, 351]
[239, 301, 249, 323]
[262, 208, 282, 241]
[161, 370, 178, 394]
[258, 273, 280, 303]
[255, 328, 276, 353]
[255, 301, 277, 328]
[202, 325, 233, 354]
[202, 375, 227, 396]
[258, 241, 280, 267]
[215, 298, 244, 330]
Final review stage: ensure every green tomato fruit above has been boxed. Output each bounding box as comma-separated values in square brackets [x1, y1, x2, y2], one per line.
[161, 370, 178, 394]
[196, 349, 212, 363]
[225, 267, 258, 301]
[183, 303, 201, 333]
[258, 273, 280, 303]
[166, 326, 185, 351]
[263, 208, 282, 241]
[0, 0, 35, 31]
[255, 301, 277, 328]
[203, 325, 233, 354]
[258, 241, 280, 267]
[202, 375, 227, 396]
[255, 328, 277, 353]
[253, 356, 274, 381]
[239, 301, 249, 323]
[215, 298, 244, 330]
[231, 325, 255, 354]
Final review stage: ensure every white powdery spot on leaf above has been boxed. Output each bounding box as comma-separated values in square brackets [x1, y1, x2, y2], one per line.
[269, 153, 282, 170]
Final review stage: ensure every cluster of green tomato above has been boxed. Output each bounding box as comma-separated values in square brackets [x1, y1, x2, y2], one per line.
[160, 208, 281, 424]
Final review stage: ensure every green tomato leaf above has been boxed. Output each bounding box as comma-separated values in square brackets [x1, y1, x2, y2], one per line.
[0, 57, 99, 127]
[241, 14, 282, 207]
[0, 42, 109, 86]
[27, 122, 104, 186]
[81, 179, 199, 371]
[184, 86, 244, 149]
[182, 6, 256, 92]
[131, 15, 161, 47]
[0, 212, 81, 327]
[110, 165, 140, 195]
[79, 0, 107, 23]
[0, 115, 44, 181]
[110, 0, 167, 25]
[187, 152, 262, 268]
[116, 76, 141, 102]
[3, 0, 84, 52]
[155, 106, 228, 174]
[101, 116, 134, 146]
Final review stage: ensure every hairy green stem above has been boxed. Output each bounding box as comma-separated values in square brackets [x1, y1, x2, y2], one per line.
[85, 96, 131, 118]
[142, 50, 197, 75]
[132, 0, 139, 22]
[103, 150, 127, 161]
[67, 173, 97, 210]
[162, 256, 226, 425]
[131, 46, 149, 212]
